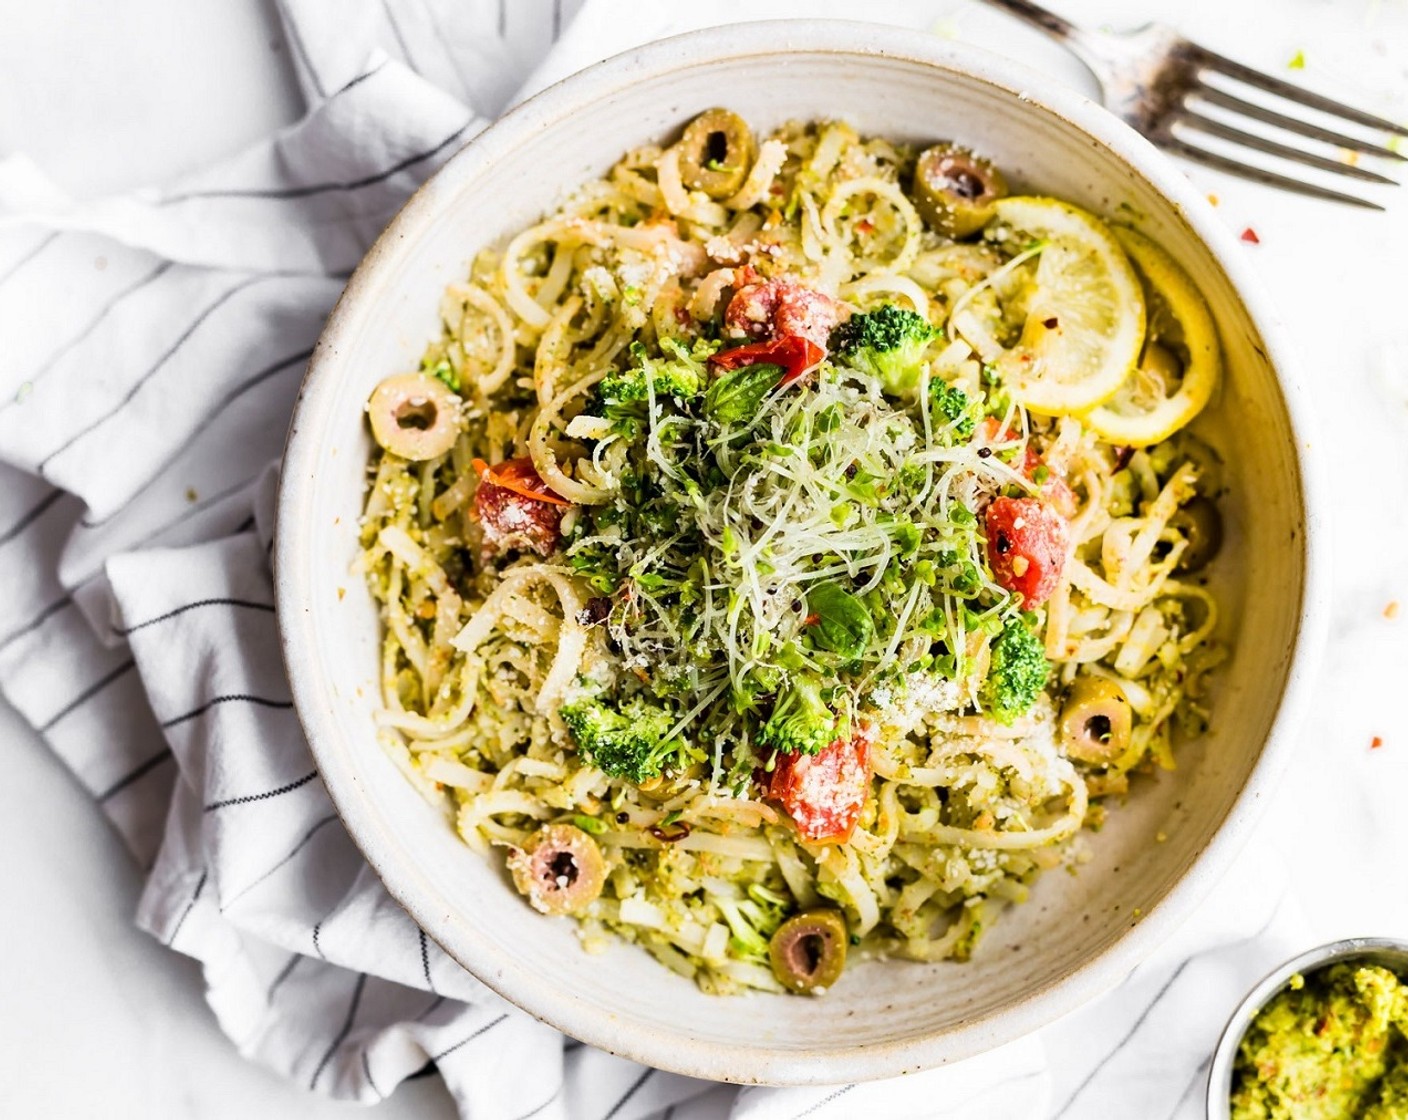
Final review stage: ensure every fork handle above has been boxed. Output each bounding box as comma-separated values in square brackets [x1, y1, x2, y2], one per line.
[975, 0, 1078, 41]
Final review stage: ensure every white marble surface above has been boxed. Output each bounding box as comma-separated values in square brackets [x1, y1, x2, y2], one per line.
[1, 0, 1406, 1116]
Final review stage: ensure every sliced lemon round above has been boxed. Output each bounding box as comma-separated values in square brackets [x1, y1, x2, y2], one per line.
[1084, 229, 1221, 446]
[949, 196, 1145, 416]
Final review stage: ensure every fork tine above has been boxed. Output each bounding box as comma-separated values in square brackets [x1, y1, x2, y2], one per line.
[1178, 113, 1400, 185]
[1193, 85, 1407, 162]
[1164, 138, 1386, 210]
[1195, 47, 1408, 138]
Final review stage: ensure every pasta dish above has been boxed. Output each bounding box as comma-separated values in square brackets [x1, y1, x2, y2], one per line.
[357, 110, 1227, 995]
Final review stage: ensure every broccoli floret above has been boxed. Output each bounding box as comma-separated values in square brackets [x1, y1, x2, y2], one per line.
[758, 673, 842, 756]
[930, 381, 979, 441]
[829, 304, 939, 396]
[599, 338, 710, 407]
[560, 694, 676, 783]
[982, 615, 1050, 724]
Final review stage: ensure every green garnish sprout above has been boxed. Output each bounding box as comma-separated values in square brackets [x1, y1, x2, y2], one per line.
[555, 324, 1029, 791]
[830, 304, 939, 396]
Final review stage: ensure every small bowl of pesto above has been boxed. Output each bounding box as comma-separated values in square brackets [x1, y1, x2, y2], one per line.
[1208, 937, 1408, 1119]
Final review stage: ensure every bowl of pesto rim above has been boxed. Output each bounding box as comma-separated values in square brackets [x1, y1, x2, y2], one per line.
[1208, 937, 1408, 1119]
[275, 20, 1328, 1085]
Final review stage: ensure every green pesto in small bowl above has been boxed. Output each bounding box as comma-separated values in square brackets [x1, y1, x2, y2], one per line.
[1229, 961, 1408, 1119]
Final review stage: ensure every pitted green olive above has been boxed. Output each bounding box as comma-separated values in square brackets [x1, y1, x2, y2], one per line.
[768, 908, 848, 994]
[367, 372, 462, 461]
[507, 823, 606, 915]
[678, 109, 756, 200]
[1058, 676, 1133, 765]
[1171, 496, 1223, 574]
[911, 143, 1008, 239]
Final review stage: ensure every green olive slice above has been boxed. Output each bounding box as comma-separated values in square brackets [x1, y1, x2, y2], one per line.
[1171, 496, 1223, 574]
[506, 823, 606, 915]
[1058, 676, 1133, 765]
[768, 908, 848, 994]
[367, 371, 462, 461]
[678, 109, 756, 200]
[911, 143, 1008, 239]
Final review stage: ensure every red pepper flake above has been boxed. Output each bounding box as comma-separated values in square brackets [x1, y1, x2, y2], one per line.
[1372, 736, 1384, 750]
[802, 613, 821, 627]
[855, 218, 875, 235]
[1240, 227, 1261, 244]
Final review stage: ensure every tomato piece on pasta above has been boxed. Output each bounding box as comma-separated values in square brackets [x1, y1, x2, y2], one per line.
[984, 496, 1068, 610]
[710, 335, 825, 385]
[724, 274, 841, 349]
[472, 457, 569, 558]
[767, 730, 872, 843]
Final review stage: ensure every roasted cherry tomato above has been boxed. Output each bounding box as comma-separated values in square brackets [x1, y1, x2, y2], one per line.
[724, 275, 841, 349]
[985, 496, 1069, 610]
[710, 335, 825, 386]
[472, 457, 570, 558]
[766, 730, 872, 843]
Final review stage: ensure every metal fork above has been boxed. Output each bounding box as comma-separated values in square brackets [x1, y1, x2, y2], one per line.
[979, 0, 1406, 209]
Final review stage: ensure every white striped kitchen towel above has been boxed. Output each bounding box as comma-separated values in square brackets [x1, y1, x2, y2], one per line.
[0, 1, 1307, 1117]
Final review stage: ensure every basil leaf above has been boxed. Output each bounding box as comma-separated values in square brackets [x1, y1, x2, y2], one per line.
[806, 581, 873, 660]
[705, 363, 783, 425]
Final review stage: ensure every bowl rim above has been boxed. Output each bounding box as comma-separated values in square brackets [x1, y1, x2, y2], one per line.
[1205, 937, 1408, 1118]
[275, 18, 1330, 1085]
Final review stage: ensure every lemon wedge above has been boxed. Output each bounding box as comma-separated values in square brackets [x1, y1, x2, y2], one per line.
[1085, 229, 1221, 447]
[949, 197, 1145, 416]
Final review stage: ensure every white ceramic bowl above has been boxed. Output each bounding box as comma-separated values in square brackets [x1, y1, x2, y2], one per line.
[277, 21, 1327, 1085]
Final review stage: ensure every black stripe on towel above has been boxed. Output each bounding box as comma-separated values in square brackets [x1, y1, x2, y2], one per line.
[0, 490, 63, 546]
[96, 747, 174, 802]
[166, 870, 208, 946]
[203, 768, 317, 812]
[1, 261, 176, 414]
[38, 659, 136, 732]
[309, 972, 368, 1089]
[0, 231, 60, 289]
[602, 1069, 655, 1120]
[163, 693, 293, 731]
[791, 1085, 857, 1119]
[158, 122, 473, 203]
[430, 1014, 508, 1062]
[37, 275, 269, 472]
[223, 813, 338, 908]
[117, 597, 275, 636]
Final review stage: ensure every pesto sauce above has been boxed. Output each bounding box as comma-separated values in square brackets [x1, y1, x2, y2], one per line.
[1230, 963, 1408, 1120]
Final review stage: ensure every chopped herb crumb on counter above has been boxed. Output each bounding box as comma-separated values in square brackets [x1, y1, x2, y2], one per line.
[1230, 964, 1408, 1120]
[357, 110, 1228, 995]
